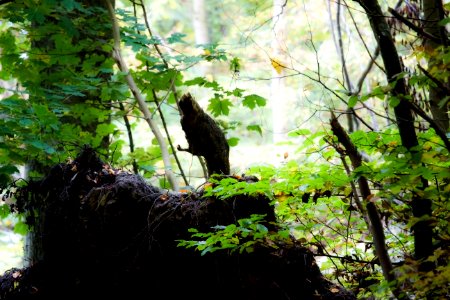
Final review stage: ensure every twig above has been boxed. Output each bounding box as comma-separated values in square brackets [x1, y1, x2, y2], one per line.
[136, 0, 209, 180]
[315, 253, 378, 265]
[355, 46, 380, 94]
[417, 64, 450, 95]
[118, 101, 139, 174]
[405, 96, 450, 152]
[388, 7, 442, 44]
[138, 0, 181, 109]
[151, 89, 189, 186]
[105, 0, 179, 191]
[342, 0, 385, 73]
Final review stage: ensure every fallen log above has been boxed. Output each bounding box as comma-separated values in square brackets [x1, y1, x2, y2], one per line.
[0, 146, 355, 300]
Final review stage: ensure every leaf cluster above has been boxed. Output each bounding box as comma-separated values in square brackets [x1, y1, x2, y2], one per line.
[177, 214, 289, 255]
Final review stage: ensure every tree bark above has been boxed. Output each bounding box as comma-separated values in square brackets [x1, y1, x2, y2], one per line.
[24, 0, 115, 267]
[421, 0, 449, 131]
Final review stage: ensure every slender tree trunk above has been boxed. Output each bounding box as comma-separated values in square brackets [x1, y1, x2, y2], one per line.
[356, 0, 433, 265]
[105, 0, 179, 191]
[332, 0, 359, 132]
[421, 0, 449, 131]
[330, 116, 396, 291]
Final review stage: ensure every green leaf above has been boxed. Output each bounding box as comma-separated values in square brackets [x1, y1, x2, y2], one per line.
[0, 165, 18, 187]
[140, 165, 156, 173]
[0, 165, 20, 175]
[438, 17, 450, 26]
[13, 221, 28, 235]
[242, 94, 267, 109]
[208, 95, 232, 116]
[348, 95, 358, 108]
[227, 137, 240, 147]
[389, 96, 401, 108]
[230, 88, 244, 97]
[62, 0, 77, 11]
[230, 57, 241, 73]
[25, 6, 46, 24]
[27, 139, 56, 154]
[184, 77, 207, 86]
[0, 204, 11, 219]
[95, 123, 116, 137]
[167, 32, 187, 44]
[172, 54, 203, 64]
[247, 124, 262, 136]
[288, 128, 310, 137]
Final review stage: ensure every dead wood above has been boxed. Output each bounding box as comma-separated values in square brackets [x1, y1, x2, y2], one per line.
[0, 146, 355, 300]
[178, 93, 230, 176]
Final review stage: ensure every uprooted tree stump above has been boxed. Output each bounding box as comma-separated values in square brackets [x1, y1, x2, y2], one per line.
[0, 147, 356, 300]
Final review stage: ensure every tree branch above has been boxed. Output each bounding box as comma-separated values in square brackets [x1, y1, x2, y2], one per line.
[138, 0, 181, 109]
[355, 46, 380, 94]
[417, 64, 450, 95]
[151, 89, 189, 186]
[104, 0, 179, 191]
[388, 7, 442, 44]
[343, 0, 385, 73]
[405, 97, 450, 152]
[118, 101, 139, 174]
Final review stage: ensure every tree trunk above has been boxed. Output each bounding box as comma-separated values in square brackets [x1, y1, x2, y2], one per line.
[421, 0, 449, 131]
[356, 0, 433, 264]
[330, 116, 394, 285]
[24, 0, 115, 268]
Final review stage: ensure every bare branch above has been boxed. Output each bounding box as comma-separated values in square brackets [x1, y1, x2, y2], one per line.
[355, 46, 380, 94]
[130, 1, 182, 109]
[417, 64, 450, 95]
[405, 97, 450, 152]
[105, 0, 179, 191]
[151, 89, 190, 186]
[388, 7, 442, 44]
[342, 0, 385, 74]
